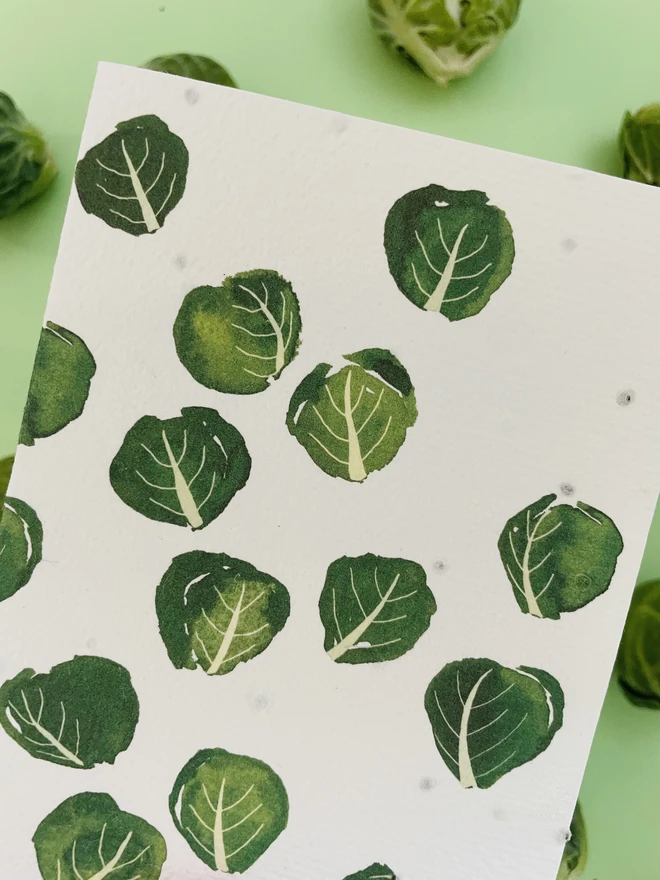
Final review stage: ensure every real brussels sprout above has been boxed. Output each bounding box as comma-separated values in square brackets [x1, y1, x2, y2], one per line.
[619, 104, 660, 186]
[0, 93, 57, 219]
[557, 802, 587, 880]
[0, 455, 14, 505]
[144, 53, 237, 88]
[368, 0, 522, 86]
[617, 579, 660, 708]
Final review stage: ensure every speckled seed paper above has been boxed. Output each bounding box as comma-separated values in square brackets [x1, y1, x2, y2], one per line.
[1, 61, 659, 880]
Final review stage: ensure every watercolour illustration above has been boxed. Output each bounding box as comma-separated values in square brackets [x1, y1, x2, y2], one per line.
[498, 494, 624, 620]
[109, 406, 251, 530]
[33, 792, 167, 880]
[169, 747, 289, 874]
[286, 348, 417, 482]
[0, 656, 139, 769]
[20, 322, 96, 446]
[343, 865, 397, 880]
[156, 550, 291, 676]
[174, 270, 303, 394]
[425, 658, 564, 789]
[75, 115, 188, 235]
[384, 184, 515, 320]
[0, 495, 43, 602]
[320, 553, 436, 664]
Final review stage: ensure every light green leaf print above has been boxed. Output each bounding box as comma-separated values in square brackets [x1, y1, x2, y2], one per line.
[109, 407, 251, 530]
[170, 748, 289, 874]
[286, 348, 417, 482]
[498, 494, 623, 620]
[33, 792, 167, 880]
[320, 553, 436, 664]
[384, 184, 515, 320]
[75, 115, 188, 235]
[343, 864, 397, 880]
[174, 270, 303, 394]
[0, 656, 139, 768]
[0, 495, 42, 602]
[425, 658, 564, 789]
[156, 551, 290, 676]
[20, 322, 96, 447]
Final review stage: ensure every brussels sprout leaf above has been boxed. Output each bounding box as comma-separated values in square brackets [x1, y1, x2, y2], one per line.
[0, 495, 42, 602]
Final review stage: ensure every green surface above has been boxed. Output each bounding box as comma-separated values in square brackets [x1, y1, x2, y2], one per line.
[0, 0, 659, 875]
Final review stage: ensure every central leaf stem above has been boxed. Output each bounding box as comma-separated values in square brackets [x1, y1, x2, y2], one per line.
[424, 224, 468, 312]
[344, 370, 367, 482]
[162, 431, 203, 529]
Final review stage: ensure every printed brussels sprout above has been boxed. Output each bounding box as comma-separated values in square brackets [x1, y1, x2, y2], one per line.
[557, 802, 587, 880]
[498, 494, 623, 620]
[320, 553, 436, 663]
[0, 655, 139, 768]
[619, 103, 660, 186]
[425, 657, 564, 789]
[170, 747, 289, 873]
[368, 0, 522, 86]
[75, 114, 188, 235]
[109, 406, 251, 530]
[144, 53, 237, 88]
[20, 322, 96, 446]
[174, 270, 302, 394]
[287, 348, 417, 482]
[33, 792, 167, 880]
[156, 551, 290, 676]
[384, 184, 515, 320]
[0, 495, 43, 602]
[617, 579, 660, 708]
[344, 865, 397, 880]
[0, 92, 57, 219]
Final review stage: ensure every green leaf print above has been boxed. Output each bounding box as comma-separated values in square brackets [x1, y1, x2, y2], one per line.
[156, 551, 290, 676]
[174, 270, 303, 394]
[343, 864, 397, 880]
[33, 792, 167, 880]
[425, 658, 564, 789]
[286, 348, 417, 482]
[0, 656, 139, 768]
[320, 553, 436, 663]
[75, 115, 188, 235]
[20, 322, 96, 447]
[384, 184, 515, 320]
[498, 494, 624, 619]
[0, 495, 43, 602]
[170, 747, 289, 873]
[109, 407, 251, 530]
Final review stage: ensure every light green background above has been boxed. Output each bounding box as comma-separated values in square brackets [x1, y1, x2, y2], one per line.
[1, 1, 659, 876]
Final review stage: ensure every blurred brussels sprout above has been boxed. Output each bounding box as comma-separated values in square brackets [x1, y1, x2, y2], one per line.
[557, 802, 587, 880]
[619, 104, 660, 186]
[368, 0, 522, 86]
[143, 53, 237, 88]
[0, 93, 56, 219]
[617, 579, 660, 708]
[0, 455, 14, 506]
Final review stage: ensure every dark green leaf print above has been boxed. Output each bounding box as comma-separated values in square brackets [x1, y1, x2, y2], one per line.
[156, 551, 290, 676]
[109, 407, 251, 530]
[33, 792, 167, 880]
[75, 115, 188, 235]
[320, 553, 436, 663]
[425, 658, 564, 789]
[498, 494, 623, 619]
[343, 864, 397, 880]
[0, 656, 139, 768]
[174, 270, 302, 394]
[384, 184, 515, 320]
[286, 348, 417, 482]
[20, 322, 96, 447]
[0, 495, 43, 602]
[170, 747, 289, 873]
